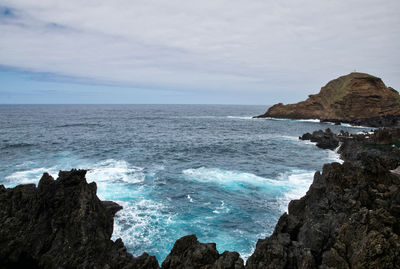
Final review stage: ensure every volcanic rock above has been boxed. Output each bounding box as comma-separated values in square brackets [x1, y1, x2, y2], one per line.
[0, 169, 159, 269]
[299, 128, 339, 150]
[162, 234, 244, 269]
[246, 154, 400, 269]
[255, 72, 400, 127]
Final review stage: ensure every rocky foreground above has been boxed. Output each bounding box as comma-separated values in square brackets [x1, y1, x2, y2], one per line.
[255, 72, 400, 127]
[1, 128, 400, 268]
[246, 128, 400, 268]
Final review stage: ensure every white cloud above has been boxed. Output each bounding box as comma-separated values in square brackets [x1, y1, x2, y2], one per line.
[0, 0, 399, 100]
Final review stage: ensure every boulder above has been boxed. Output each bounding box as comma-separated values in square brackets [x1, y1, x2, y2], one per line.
[162, 234, 244, 269]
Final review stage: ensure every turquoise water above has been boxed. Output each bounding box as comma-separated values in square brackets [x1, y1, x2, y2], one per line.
[0, 104, 369, 261]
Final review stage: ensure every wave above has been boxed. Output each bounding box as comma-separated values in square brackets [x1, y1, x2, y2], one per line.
[182, 167, 314, 202]
[5, 166, 58, 186]
[56, 123, 102, 128]
[340, 123, 374, 129]
[258, 117, 320, 123]
[4, 158, 146, 189]
[1, 143, 36, 150]
[330, 145, 344, 164]
[258, 117, 376, 129]
[226, 116, 253, 120]
[86, 159, 145, 185]
[183, 167, 279, 192]
[111, 199, 173, 260]
[276, 170, 315, 209]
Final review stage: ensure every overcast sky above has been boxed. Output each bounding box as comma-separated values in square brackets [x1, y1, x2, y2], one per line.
[1, 0, 399, 104]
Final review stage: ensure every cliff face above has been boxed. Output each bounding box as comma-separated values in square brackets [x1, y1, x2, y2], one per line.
[0, 170, 159, 269]
[255, 73, 400, 127]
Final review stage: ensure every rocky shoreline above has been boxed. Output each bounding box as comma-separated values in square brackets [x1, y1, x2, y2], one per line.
[1, 128, 400, 268]
[246, 128, 400, 268]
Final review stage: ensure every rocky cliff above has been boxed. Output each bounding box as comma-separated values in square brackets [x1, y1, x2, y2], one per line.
[246, 128, 400, 268]
[0, 170, 159, 269]
[255, 73, 400, 127]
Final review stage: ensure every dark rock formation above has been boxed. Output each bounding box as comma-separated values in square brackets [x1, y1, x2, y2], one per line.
[338, 128, 400, 168]
[246, 152, 400, 268]
[162, 234, 244, 269]
[0, 169, 159, 269]
[255, 72, 400, 127]
[299, 128, 339, 150]
[247, 128, 400, 268]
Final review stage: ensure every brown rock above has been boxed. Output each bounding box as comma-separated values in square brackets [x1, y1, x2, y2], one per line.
[255, 73, 400, 127]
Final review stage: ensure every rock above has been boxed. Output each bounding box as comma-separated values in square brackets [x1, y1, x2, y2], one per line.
[337, 128, 400, 169]
[246, 155, 400, 269]
[0, 169, 159, 269]
[299, 128, 339, 150]
[254, 72, 400, 127]
[162, 234, 244, 269]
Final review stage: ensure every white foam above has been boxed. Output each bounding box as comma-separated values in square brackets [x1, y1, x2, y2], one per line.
[330, 144, 344, 164]
[4, 158, 145, 191]
[260, 117, 320, 123]
[112, 199, 171, 255]
[226, 116, 253, 120]
[277, 170, 315, 209]
[5, 166, 58, 186]
[213, 200, 230, 214]
[297, 119, 321, 123]
[340, 123, 374, 129]
[182, 167, 314, 209]
[182, 167, 279, 190]
[86, 159, 145, 185]
[280, 135, 299, 141]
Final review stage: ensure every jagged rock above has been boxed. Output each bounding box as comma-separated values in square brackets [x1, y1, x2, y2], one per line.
[0, 169, 159, 269]
[299, 128, 339, 150]
[248, 128, 400, 268]
[162, 234, 244, 269]
[246, 156, 400, 269]
[255, 72, 400, 127]
[338, 128, 400, 168]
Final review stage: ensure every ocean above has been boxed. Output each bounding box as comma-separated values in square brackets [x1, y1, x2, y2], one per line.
[0, 104, 370, 262]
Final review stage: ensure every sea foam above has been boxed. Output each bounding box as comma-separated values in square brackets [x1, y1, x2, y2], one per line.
[182, 167, 314, 206]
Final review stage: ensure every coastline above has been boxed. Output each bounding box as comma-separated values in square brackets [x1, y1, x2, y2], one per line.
[1, 127, 399, 268]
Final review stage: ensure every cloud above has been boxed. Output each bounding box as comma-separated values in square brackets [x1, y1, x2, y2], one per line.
[0, 0, 399, 101]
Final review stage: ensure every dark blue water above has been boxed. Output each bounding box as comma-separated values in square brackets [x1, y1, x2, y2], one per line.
[0, 104, 369, 261]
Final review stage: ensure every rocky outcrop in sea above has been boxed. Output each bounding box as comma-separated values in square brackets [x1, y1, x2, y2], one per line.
[299, 128, 339, 150]
[255, 72, 400, 127]
[1, 128, 400, 268]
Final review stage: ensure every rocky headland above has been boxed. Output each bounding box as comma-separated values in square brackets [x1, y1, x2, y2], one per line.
[245, 128, 400, 268]
[1, 128, 400, 268]
[255, 72, 400, 127]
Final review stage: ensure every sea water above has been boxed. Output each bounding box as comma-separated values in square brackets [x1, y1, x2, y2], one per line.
[0, 104, 370, 261]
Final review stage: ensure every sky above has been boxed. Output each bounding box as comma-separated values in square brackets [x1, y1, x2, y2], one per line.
[0, 0, 399, 104]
